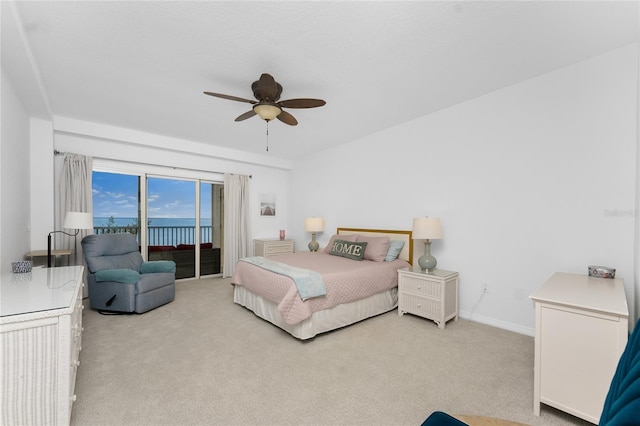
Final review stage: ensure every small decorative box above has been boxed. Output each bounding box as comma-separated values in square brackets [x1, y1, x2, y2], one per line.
[588, 265, 616, 279]
[12, 260, 33, 273]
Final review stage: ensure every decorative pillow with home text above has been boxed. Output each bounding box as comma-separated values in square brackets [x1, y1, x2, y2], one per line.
[323, 233, 358, 253]
[328, 239, 368, 261]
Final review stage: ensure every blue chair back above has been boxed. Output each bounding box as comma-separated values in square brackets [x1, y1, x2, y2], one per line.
[600, 319, 640, 425]
[82, 233, 143, 273]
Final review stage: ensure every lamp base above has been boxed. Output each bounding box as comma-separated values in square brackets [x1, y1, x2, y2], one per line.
[48, 234, 52, 268]
[48, 229, 80, 268]
[308, 233, 319, 252]
[418, 240, 437, 272]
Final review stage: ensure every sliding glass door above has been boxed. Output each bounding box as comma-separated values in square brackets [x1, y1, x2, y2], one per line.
[93, 169, 223, 279]
[200, 182, 223, 276]
[147, 177, 197, 279]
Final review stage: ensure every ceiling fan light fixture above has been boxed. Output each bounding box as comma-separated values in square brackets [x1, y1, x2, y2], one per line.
[253, 103, 282, 121]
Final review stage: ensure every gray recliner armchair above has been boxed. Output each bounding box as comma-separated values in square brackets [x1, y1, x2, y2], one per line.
[82, 233, 176, 313]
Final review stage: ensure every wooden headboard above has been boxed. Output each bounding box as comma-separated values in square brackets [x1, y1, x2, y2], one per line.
[337, 227, 413, 265]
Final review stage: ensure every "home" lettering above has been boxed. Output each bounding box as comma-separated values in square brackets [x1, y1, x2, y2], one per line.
[332, 241, 363, 256]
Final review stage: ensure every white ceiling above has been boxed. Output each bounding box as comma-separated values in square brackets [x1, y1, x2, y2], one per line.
[3, 1, 639, 161]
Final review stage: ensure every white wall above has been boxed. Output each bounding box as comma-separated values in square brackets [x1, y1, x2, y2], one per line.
[291, 44, 639, 335]
[29, 118, 54, 249]
[0, 69, 32, 272]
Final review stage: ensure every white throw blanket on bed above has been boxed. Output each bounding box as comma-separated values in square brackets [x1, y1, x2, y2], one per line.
[238, 256, 326, 300]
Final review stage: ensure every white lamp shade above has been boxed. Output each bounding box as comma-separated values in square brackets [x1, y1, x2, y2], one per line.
[63, 211, 94, 230]
[304, 217, 324, 233]
[412, 217, 443, 240]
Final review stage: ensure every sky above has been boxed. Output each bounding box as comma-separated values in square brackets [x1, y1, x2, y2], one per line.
[92, 171, 213, 220]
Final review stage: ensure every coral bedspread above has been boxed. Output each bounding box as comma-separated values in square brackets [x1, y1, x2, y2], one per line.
[231, 252, 409, 325]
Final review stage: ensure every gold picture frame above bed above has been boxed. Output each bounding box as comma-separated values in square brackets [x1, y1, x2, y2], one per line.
[336, 227, 413, 265]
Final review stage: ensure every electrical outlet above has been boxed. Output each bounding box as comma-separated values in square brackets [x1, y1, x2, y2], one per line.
[514, 288, 525, 300]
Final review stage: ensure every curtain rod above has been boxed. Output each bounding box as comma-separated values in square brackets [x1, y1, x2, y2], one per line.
[53, 149, 252, 178]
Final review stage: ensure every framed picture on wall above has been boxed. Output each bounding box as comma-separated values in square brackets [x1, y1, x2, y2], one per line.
[259, 193, 276, 217]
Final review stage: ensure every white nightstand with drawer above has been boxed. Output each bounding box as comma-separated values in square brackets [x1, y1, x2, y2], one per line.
[254, 239, 294, 257]
[398, 267, 459, 329]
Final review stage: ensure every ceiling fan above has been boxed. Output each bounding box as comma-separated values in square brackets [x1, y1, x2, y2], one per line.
[204, 73, 326, 126]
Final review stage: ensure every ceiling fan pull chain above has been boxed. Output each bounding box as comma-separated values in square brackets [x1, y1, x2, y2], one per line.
[266, 120, 269, 152]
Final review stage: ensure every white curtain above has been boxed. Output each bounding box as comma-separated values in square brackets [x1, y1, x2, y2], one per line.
[59, 153, 93, 267]
[223, 173, 251, 277]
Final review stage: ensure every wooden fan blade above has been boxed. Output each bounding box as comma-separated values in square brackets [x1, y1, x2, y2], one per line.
[204, 92, 256, 104]
[276, 110, 298, 126]
[254, 73, 280, 102]
[278, 98, 326, 109]
[235, 110, 257, 122]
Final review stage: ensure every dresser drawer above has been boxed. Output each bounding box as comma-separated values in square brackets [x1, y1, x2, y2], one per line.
[400, 293, 441, 317]
[400, 275, 441, 298]
[254, 239, 294, 257]
[265, 243, 293, 256]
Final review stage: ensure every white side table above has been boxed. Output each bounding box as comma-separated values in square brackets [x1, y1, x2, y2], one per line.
[253, 239, 294, 257]
[26, 248, 73, 267]
[398, 267, 459, 329]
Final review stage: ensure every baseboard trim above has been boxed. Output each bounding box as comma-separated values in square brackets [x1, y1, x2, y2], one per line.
[458, 310, 534, 336]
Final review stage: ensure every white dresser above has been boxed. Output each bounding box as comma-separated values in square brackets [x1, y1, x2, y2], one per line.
[253, 239, 294, 257]
[1, 265, 84, 426]
[530, 272, 628, 424]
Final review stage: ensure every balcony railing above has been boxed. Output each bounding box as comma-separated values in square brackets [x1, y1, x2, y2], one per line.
[92, 225, 220, 278]
[93, 225, 213, 246]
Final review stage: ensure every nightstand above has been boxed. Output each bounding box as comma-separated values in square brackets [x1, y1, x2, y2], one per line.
[398, 267, 459, 329]
[253, 239, 294, 257]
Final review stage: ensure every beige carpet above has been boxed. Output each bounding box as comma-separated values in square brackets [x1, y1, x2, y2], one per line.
[71, 278, 592, 426]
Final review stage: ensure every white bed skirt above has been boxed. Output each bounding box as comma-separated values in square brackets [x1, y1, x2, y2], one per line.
[233, 285, 398, 340]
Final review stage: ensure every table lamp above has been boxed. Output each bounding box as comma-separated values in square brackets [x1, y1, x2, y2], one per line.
[304, 217, 324, 252]
[412, 217, 443, 272]
[48, 211, 94, 267]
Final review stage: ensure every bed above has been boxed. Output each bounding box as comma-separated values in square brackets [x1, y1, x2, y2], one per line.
[231, 228, 413, 339]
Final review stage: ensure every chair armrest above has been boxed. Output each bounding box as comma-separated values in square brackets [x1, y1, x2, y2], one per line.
[140, 260, 176, 274]
[95, 269, 140, 284]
